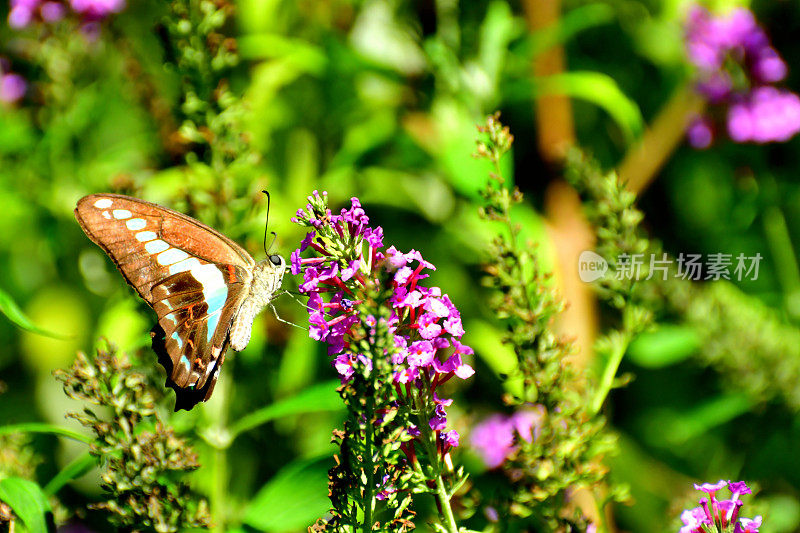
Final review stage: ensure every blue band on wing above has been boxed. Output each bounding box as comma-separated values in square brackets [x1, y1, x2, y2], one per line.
[204, 285, 228, 341]
[192, 265, 228, 342]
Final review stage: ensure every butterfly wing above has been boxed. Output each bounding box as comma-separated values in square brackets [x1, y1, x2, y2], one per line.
[75, 193, 255, 410]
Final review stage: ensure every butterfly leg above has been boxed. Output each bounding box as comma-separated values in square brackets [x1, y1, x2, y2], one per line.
[272, 290, 316, 313]
[269, 302, 307, 330]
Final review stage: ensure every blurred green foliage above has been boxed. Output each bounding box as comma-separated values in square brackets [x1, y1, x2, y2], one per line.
[1, 0, 800, 531]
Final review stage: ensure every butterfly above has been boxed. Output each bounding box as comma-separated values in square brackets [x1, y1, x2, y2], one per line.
[75, 193, 286, 411]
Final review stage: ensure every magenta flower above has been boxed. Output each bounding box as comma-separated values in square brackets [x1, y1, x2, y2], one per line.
[736, 516, 762, 533]
[684, 4, 800, 146]
[726, 87, 800, 143]
[729, 481, 752, 498]
[0, 72, 26, 103]
[8, 0, 40, 28]
[469, 407, 545, 468]
[7, 0, 121, 28]
[291, 192, 474, 450]
[40, 1, 65, 21]
[470, 414, 515, 468]
[693, 480, 727, 496]
[679, 480, 761, 533]
[686, 6, 784, 90]
[687, 117, 714, 149]
[69, 0, 124, 20]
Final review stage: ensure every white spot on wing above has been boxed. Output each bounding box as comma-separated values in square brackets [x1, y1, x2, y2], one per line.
[126, 218, 146, 231]
[168, 257, 201, 275]
[102, 211, 111, 219]
[112, 209, 132, 220]
[135, 231, 157, 242]
[144, 240, 169, 254]
[157, 248, 190, 266]
[94, 198, 112, 209]
[191, 263, 225, 288]
[203, 359, 215, 380]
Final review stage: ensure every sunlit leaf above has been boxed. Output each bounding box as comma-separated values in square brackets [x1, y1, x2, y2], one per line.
[627, 324, 700, 368]
[0, 109, 36, 155]
[531, 3, 615, 54]
[761, 494, 800, 533]
[535, 71, 644, 142]
[243, 456, 331, 532]
[476, 1, 525, 85]
[43, 452, 96, 496]
[237, 34, 327, 75]
[642, 394, 755, 447]
[229, 380, 343, 438]
[0, 287, 68, 339]
[465, 319, 522, 397]
[0, 423, 93, 444]
[0, 477, 53, 533]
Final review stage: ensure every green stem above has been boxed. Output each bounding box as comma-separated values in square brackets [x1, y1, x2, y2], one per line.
[362, 386, 375, 533]
[213, 446, 226, 533]
[590, 331, 631, 414]
[411, 378, 459, 533]
[763, 206, 800, 317]
[207, 365, 232, 533]
[0, 423, 92, 444]
[435, 474, 459, 533]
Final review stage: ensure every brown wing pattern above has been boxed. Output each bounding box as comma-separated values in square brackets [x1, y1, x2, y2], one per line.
[75, 193, 255, 411]
[74, 193, 253, 301]
[150, 265, 248, 385]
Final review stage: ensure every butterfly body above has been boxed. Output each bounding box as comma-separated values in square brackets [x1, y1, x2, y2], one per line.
[74, 193, 285, 410]
[230, 260, 285, 351]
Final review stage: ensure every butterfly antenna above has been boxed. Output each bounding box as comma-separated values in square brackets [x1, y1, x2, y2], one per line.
[262, 190, 277, 255]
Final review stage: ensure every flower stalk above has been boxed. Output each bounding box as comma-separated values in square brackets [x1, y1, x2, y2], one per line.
[472, 114, 620, 530]
[54, 345, 210, 531]
[292, 192, 472, 532]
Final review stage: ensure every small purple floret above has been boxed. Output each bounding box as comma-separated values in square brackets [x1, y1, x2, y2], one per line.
[684, 4, 800, 146]
[681, 480, 761, 533]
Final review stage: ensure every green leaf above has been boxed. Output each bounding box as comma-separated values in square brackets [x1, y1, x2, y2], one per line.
[243, 456, 331, 532]
[643, 394, 755, 447]
[43, 452, 97, 496]
[434, 102, 515, 200]
[0, 477, 54, 533]
[0, 287, 69, 339]
[0, 109, 36, 155]
[535, 71, 644, 142]
[237, 34, 327, 75]
[761, 494, 800, 533]
[627, 324, 700, 368]
[477, 1, 525, 84]
[0, 423, 93, 444]
[229, 381, 343, 438]
[465, 320, 522, 398]
[530, 3, 615, 54]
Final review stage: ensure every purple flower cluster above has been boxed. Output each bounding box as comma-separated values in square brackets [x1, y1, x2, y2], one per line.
[469, 407, 544, 468]
[0, 59, 26, 104]
[685, 5, 800, 146]
[69, 0, 125, 21]
[291, 192, 474, 451]
[7, 0, 123, 29]
[9, 0, 65, 27]
[680, 480, 762, 533]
